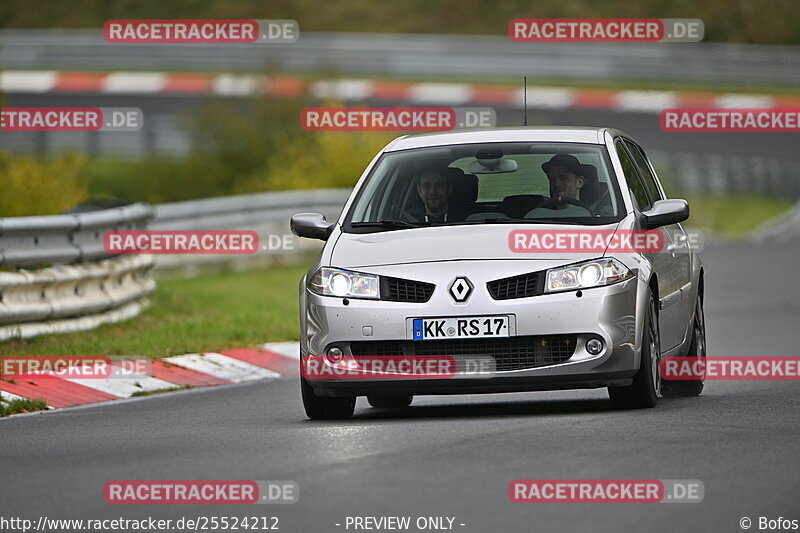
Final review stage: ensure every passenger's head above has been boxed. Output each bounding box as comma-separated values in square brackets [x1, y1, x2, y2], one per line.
[542, 154, 586, 200]
[416, 163, 453, 216]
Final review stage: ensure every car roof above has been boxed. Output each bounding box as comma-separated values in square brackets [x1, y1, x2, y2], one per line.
[385, 126, 624, 152]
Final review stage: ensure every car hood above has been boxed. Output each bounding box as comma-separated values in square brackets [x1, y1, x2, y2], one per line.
[330, 222, 622, 268]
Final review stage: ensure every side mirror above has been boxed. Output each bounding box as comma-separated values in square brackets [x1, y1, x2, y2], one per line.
[290, 213, 335, 241]
[641, 199, 689, 229]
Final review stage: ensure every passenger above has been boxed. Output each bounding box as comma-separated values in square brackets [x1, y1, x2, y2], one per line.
[542, 154, 586, 208]
[526, 154, 592, 217]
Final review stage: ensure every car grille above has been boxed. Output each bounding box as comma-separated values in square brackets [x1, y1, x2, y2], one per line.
[350, 335, 576, 372]
[486, 272, 544, 300]
[381, 276, 435, 303]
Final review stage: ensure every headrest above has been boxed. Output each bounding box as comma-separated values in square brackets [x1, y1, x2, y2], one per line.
[501, 194, 546, 218]
[449, 169, 478, 205]
[578, 164, 600, 203]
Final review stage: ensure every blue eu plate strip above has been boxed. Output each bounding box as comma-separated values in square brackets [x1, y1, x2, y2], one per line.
[413, 319, 423, 340]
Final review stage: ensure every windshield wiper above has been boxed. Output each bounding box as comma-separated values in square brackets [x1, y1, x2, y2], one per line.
[350, 219, 427, 229]
[522, 218, 579, 225]
[459, 217, 578, 225]
[457, 216, 523, 224]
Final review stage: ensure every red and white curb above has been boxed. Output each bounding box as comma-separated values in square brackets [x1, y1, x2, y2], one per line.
[1, 70, 797, 113]
[0, 342, 300, 412]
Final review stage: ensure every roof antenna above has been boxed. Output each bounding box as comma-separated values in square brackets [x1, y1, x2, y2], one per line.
[523, 76, 528, 126]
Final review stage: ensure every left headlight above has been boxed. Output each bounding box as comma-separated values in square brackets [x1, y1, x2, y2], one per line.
[308, 267, 380, 299]
[545, 258, 633, 293]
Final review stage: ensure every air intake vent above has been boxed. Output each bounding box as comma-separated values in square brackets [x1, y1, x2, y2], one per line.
[381, 276, 435, 303]
[487, 272, 544, 300]
[350, 335, 576, 371]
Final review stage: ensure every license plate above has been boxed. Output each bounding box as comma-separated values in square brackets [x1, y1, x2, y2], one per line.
[412, 316, 510, 340]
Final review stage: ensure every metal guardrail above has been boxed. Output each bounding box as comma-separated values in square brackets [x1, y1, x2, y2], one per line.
[0, 190, 349, 339]
[0, 203, 153, 267]
[648, 150, 800, 200]
[0, 203, 155, 339]
[152, 188, 348, 230]
[0, 255, 156, 340]
[1, 30, 799, 85]
[151, 188, 349, 272]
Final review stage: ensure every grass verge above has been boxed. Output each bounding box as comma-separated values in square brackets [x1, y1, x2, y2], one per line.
[130, 385, 192, 397]
[683, 195, 794, 237]
[0, 398, 48, 417]
[0, 264, 308, 358]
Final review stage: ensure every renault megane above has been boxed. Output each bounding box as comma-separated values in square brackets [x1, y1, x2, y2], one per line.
[291, 127, 706, 419]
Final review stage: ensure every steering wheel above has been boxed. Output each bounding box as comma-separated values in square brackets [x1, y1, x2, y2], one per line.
[536, 195, 596, 216]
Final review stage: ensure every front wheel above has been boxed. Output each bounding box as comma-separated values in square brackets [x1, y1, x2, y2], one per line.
[608, 291, 660, 408]
[301, 377, 355, 420]
[662, 293, 706, 397]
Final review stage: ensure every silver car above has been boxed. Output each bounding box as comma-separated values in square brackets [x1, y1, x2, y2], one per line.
[291, 127, 706, 419]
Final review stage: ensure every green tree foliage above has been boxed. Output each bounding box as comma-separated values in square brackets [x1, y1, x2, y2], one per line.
[0, 152, 89, 216]
[1, 0, 798, 44]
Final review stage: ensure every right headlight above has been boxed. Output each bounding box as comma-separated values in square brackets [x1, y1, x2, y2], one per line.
[308, 267, 380, 299]
[545, 258, 633, 293]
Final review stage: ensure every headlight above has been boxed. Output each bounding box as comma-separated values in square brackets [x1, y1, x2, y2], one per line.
[309, 267, 380, 299]
[545, 258, 633, 293]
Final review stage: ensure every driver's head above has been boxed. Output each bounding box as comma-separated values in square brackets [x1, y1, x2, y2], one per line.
[416, 164, 453, 216]
[542, 154, 585, 200]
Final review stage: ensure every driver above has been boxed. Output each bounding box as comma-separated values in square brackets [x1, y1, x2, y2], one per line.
[401, 164, 458, 223]
[526, 154, 591, 217]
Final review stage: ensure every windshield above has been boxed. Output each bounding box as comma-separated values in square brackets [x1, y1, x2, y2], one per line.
[344, 142, 624, 232]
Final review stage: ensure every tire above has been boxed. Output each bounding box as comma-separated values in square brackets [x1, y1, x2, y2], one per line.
[608, 291, 660, 408]
[662, 293, 706, 397]
[367, 394, 413, 409]
[300, 377, 355, 420]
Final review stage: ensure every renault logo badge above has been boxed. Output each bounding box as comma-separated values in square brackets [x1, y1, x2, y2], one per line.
[449, 277, 473, 302]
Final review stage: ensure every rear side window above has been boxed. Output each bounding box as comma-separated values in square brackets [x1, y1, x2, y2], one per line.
[615, 140, 651, 211]
[624, 140, 662, 203]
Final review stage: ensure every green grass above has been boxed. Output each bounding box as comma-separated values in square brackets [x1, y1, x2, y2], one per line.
[130, 385, 192, 397]
[0, 265, 308, 358]
[0, 398, 48, 417]
[683, 195, 794, 237]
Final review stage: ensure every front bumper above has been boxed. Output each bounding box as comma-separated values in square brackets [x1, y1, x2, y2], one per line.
[301, 262, 644, 397]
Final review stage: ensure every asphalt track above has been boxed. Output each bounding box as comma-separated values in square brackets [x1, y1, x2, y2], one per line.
[2, 239, 799, 533]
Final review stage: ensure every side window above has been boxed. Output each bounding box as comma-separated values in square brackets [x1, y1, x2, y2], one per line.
[624, 140, 662, 202]
[615, 140, 651, 211]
